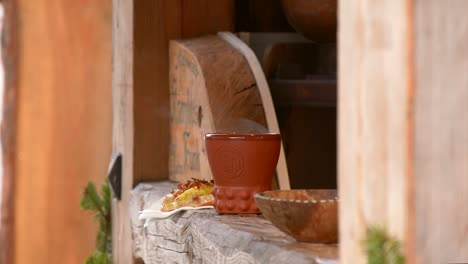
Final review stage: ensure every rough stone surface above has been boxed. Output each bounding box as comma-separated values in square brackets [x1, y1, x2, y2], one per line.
[130, 182, 338, 264]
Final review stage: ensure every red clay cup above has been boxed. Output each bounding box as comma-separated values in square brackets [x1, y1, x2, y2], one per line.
[205, 133, 281, 214]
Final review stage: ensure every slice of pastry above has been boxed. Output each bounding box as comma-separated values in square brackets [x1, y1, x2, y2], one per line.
[161, 179, 214, 212]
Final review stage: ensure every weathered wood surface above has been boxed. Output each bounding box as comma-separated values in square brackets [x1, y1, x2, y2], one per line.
[130, 182, 338, 264]
[112, 0, 134, 263]
[338, 0, 411, 263]
[412, 1, 468, 263]
[169, 35, 268, 182]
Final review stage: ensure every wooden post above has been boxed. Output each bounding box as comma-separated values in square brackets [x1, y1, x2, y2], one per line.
[339, 0, 468, 263]
[111, 1, 234, 262]
[112, 0, 134, 263]
[0, 1, 18, 263]
[1, 0, 113, 263]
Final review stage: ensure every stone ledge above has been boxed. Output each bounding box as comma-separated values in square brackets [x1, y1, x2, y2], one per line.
[130, 181, 339, 264]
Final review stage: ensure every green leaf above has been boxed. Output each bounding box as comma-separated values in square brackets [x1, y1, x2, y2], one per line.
[85, 250, 111, 264]
[98, 214, 108, 232]
[101, 179, 111, 216]
[96, 230, 108, 252]
[364, 226, 405, 264]
[81, 180, 112, 263]
[81, 182, 103, 211]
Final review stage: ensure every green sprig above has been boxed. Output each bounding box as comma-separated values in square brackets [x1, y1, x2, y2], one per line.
[81, 180, 112, 264]
[364, 226, 405, 264]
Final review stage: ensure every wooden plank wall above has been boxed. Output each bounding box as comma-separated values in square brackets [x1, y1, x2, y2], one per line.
[133, 0, 235, 183]
[1, 0, 113, 263]
[340, 0, 468, 263]
[112, 1, 234, 263]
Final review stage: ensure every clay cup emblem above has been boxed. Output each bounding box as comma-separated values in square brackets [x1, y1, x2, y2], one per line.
[214, 146, 245, 180]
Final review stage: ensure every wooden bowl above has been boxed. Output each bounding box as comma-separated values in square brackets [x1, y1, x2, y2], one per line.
[254, 189, 338, 243]
[281, 0, 337, 42]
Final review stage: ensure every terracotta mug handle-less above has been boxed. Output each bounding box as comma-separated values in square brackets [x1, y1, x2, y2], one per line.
[205, 133, 281, 214]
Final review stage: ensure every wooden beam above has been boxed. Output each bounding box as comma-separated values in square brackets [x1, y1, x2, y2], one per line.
[339, 0, 412, 261]
[4, 0, 113, 263]
[339, 0, 468, 263]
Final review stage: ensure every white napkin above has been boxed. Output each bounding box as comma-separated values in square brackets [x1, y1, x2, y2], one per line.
[139, 195, 214, 220]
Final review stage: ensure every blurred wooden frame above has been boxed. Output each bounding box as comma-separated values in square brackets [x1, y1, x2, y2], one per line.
[0, 0, 113, 263]
[0, 0, 17, 263]
[2, 0, 467, 264]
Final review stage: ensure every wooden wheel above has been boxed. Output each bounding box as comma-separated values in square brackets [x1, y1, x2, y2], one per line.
[169, 34, 290, 190]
